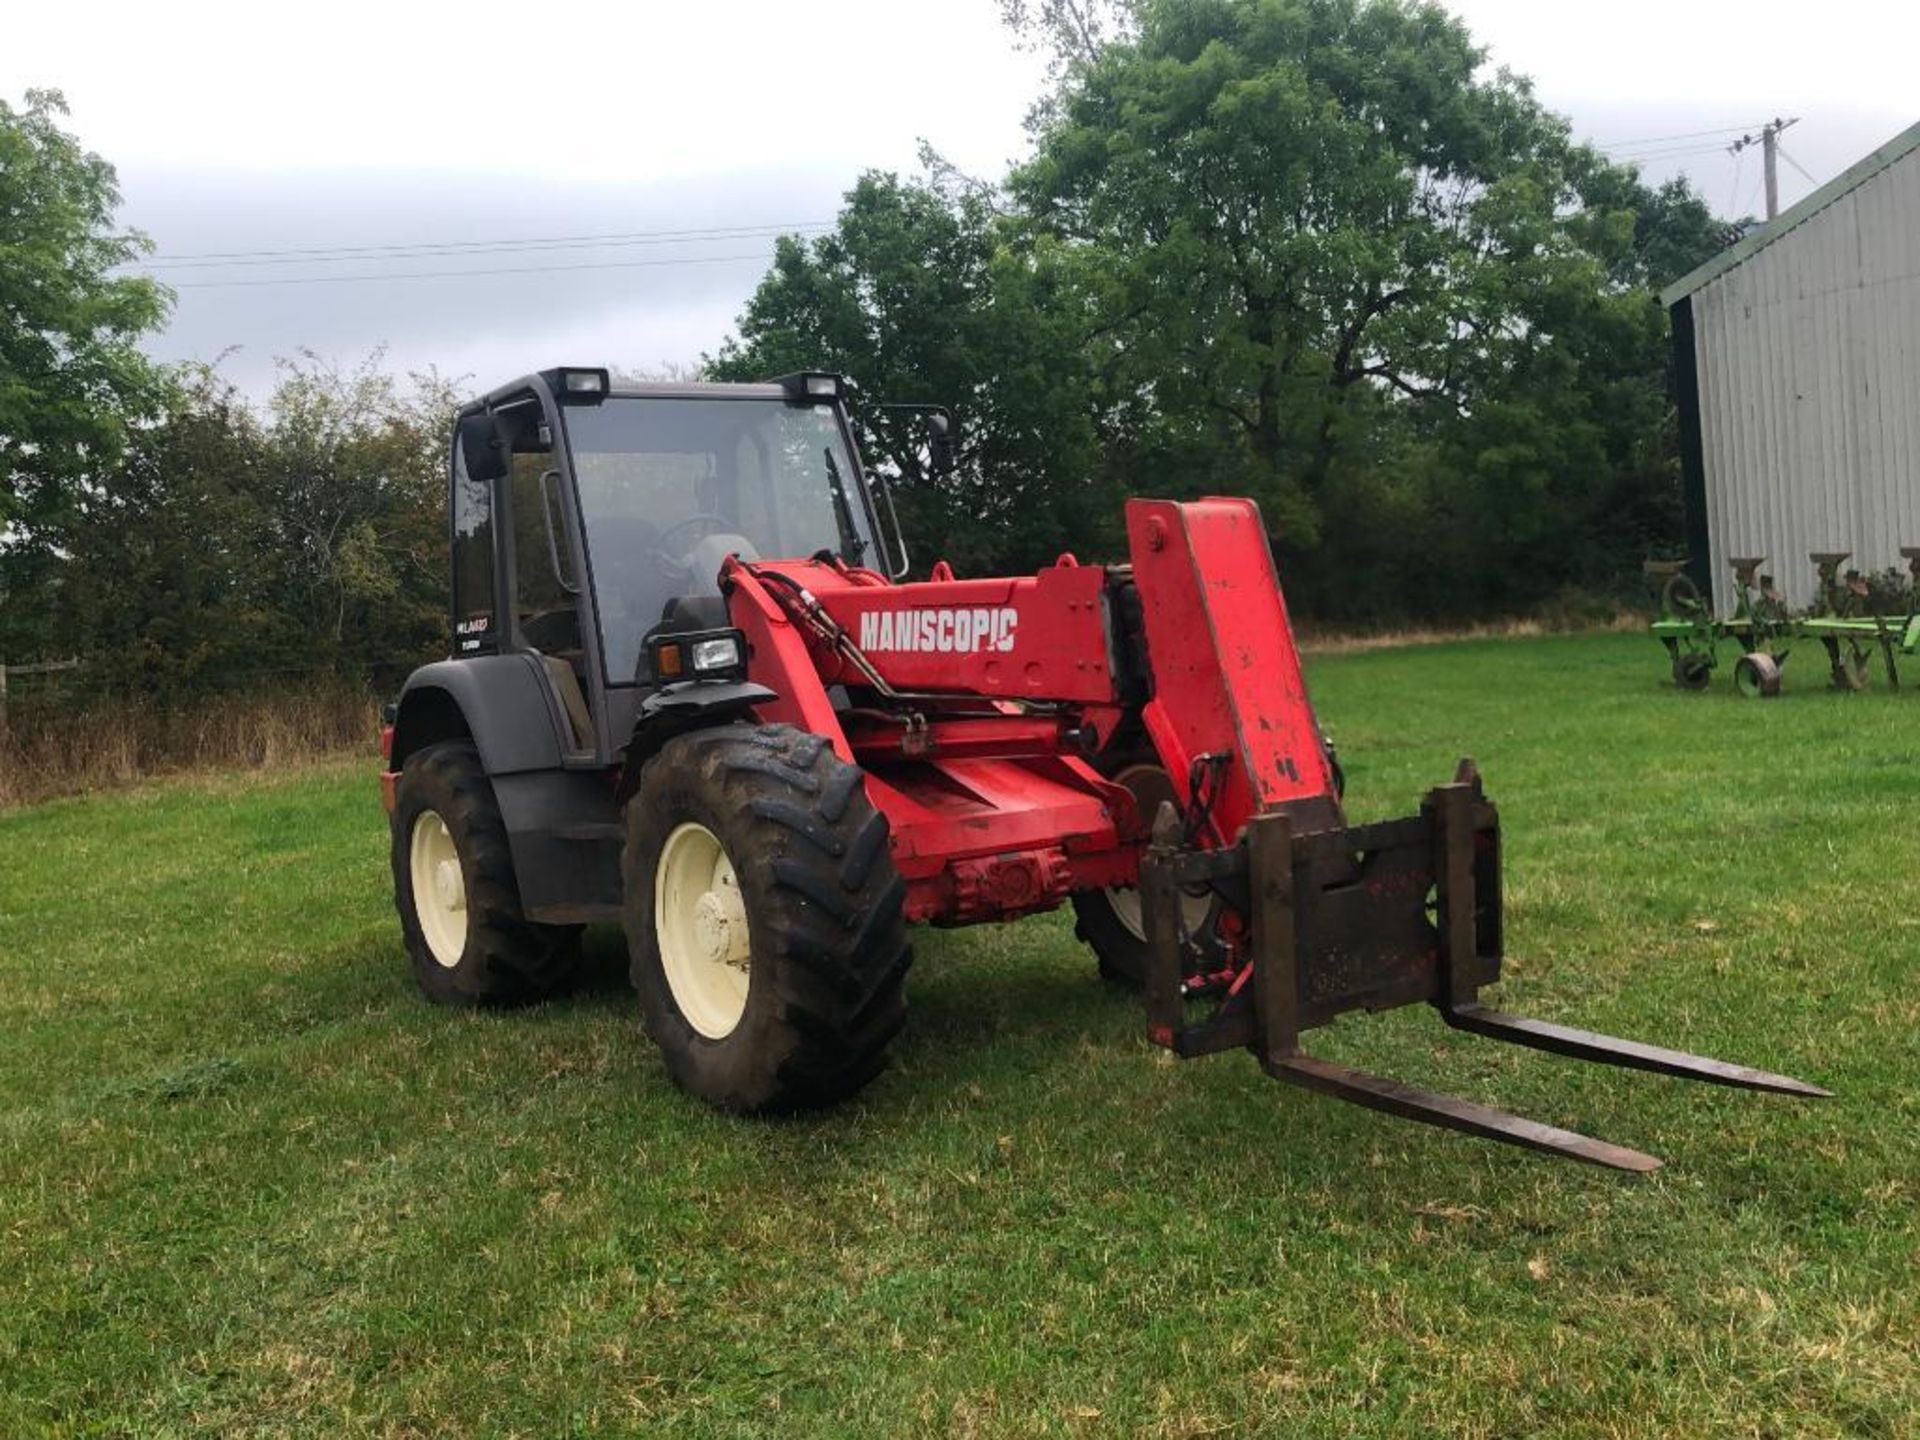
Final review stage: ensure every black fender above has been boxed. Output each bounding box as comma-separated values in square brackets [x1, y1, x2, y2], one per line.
[614, 680, 778, 803]
[389, 657, 621, 924]
[390, 656, 567, 776]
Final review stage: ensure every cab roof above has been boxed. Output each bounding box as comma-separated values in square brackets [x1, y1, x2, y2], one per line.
[457, 370, 822, 418]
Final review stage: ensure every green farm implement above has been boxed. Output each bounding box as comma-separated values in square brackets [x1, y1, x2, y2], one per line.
[1649, 549, 1920, 697]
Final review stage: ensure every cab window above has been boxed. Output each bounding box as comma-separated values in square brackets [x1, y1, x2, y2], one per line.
[565, 397, 876, 684]
[450, 437, 496, 655]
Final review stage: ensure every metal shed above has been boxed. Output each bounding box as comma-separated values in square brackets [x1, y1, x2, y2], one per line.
[1663, 120, 1920, 613]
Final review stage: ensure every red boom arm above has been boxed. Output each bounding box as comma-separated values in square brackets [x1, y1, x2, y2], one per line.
[717, 497, 1337, 926]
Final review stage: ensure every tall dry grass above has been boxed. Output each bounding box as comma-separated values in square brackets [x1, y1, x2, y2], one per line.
[1296, 610, 1648, 654]
[0, 685, 381, 809]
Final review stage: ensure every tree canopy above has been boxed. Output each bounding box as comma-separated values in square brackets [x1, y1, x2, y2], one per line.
[710, 167, 1128, 572]
[0, 90, 171, 538]
[717, 0, 1731, 622]
[45, 359, 453, 698]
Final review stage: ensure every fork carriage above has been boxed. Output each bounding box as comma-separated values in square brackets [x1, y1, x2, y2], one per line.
[1137, 760, 1826, 1172]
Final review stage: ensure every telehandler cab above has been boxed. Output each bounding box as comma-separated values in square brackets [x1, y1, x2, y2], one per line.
[381, 365, 1826, 1171]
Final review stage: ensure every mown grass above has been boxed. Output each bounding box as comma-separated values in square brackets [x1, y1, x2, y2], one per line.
[0, 632, 1914, 1438]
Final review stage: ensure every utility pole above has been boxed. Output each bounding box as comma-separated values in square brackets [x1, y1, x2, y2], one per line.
[1730, 117, 1799, 220]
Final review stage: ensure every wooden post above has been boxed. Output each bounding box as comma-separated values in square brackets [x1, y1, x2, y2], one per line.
[0, 662, 9, 740]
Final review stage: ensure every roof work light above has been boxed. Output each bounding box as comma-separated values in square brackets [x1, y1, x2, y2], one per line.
[548, 367, 611, 403]
[775, 371, 846, 404]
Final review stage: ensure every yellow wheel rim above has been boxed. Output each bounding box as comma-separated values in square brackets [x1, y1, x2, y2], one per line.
[655, 821, 751, 1039]
[409, 809, 467, 969]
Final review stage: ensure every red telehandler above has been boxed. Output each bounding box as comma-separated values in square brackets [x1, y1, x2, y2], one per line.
[380, 367, 1826, 1172]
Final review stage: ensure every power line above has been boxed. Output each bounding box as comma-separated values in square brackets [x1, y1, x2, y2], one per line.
[136, 220, 836, 267]
[1594, 122, 1768, 149]
[1607, 137, 1748, 155]
[157, 250, 783, 290]
[139, 228, 833, 272]
[1611, 144, 1745, 164]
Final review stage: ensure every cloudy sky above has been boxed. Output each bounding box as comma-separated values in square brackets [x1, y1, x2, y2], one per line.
[6, 0, 1913, 398]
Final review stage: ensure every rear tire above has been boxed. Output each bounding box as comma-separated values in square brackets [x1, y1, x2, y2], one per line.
[623, 724, 911, 1113]
[390, 741, 582, 1005]
[1071, 760, 1224, 987]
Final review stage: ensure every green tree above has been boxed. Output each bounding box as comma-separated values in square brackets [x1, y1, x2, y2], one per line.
[52, 357, 455, 702]
[1007, 0, 1725, 617]
[255, 354, 453, 669]
[709, 168, 1124, 574]
[54, 367, 281, 695]
[0, 90, 170, 539]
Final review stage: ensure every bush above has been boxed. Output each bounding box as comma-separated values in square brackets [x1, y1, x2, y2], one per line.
[0, 682, 379, 808]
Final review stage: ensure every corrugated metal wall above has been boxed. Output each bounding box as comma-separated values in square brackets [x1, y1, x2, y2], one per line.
[1692, 145, 1920, 612]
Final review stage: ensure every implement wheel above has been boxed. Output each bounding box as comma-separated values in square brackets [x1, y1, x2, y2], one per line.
[623, 725, 911, 1113]
[1673, 650, 1715, 691]
[390, 742, 582, 1005]
[1734, 652, 1783, 699]
[1072, 761, 1224, 986]
[1661, 570, 1709, 619]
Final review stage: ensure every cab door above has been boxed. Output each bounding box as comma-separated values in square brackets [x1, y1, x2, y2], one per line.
[492, 389, 603, 761]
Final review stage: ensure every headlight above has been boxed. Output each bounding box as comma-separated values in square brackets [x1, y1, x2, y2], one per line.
[648, 628, 748, 684]
[691, 636, 743, 674]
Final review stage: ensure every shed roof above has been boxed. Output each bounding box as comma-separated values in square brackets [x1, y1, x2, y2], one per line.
[1659, 118, 1920, 307]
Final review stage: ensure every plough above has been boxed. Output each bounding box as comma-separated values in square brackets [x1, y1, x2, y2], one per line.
[1648, 549, 1920, 697]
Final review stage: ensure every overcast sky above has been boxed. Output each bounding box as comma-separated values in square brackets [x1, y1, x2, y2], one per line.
[5, 0, 1913, 398]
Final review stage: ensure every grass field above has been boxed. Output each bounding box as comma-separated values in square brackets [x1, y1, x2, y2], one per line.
[2, 632, 1915, 1438]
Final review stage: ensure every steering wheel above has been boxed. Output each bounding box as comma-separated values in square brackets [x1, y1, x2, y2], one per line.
[652, 512, 732, 578]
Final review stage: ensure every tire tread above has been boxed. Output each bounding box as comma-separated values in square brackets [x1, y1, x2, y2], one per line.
[624, 724, 911, 1112]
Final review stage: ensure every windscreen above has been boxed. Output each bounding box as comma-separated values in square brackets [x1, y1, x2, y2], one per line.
[562, 396, 877, 683]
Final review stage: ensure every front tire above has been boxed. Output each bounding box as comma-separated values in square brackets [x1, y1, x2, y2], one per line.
[390, 741, 581, 1005]
[623, 724, 911, 1113]
[1072, 761, 1224, 986]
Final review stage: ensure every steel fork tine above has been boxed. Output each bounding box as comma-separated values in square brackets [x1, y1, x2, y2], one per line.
[1442, 1004, 1832, 1097]
[1265, 1053, 1664, 1173]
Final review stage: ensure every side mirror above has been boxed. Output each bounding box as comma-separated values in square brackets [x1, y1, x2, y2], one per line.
[925, 411, 957, 477]
[457, 412, 509, 483]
